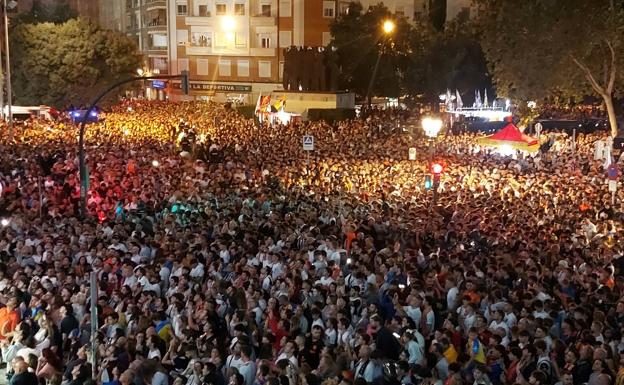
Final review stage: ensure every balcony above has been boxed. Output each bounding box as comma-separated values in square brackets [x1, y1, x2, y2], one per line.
[250, 47, 276, 56]
[250, 16, 276, 27]
[186, 46, 213, 56]
[147, 45, 168, 52]
[144, 0, 166, 8]
[185, 16, 214, 26]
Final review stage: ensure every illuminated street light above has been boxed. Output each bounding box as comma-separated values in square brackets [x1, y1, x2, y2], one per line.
[222, 16, 236, 31]
[1, 218, 9, 227]
[137, 68, 144, 76]
[152, 160, 160, 167]
[366, 19, 397, 106]
[382, 20, 395, 34]
[422, 117, 443, 138]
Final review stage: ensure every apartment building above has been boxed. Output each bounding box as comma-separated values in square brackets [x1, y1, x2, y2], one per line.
[114, 0, 415, 102]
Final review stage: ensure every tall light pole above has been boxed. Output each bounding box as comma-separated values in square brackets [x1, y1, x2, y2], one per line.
[3, 0, 13, 140]
[366, 19, 395, 108]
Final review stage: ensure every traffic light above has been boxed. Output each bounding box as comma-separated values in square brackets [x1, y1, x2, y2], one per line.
[424, 175, 432, 190]
[181, 70, 190, 95]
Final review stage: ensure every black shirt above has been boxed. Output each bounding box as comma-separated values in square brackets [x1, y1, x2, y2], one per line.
[10, 372, 38, 385]
[61, 314, 80, 336]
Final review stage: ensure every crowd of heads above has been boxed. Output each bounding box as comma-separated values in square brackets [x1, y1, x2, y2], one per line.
[0, 100, 622, 385]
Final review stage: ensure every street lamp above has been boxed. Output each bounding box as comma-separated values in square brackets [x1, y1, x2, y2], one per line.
[365, 19, 396, 108]
[383, 20, 395, 34]
[422, 116, 442, 162]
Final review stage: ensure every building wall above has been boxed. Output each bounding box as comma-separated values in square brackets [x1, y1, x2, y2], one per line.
[446, 0, 477, 21]
[99, 0, 126, 31]
[68, 0, 99, 19]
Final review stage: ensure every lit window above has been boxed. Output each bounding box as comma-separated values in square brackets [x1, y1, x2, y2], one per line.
[198, 5, 210, 16]
[259, 61, 271, 78]
[235, 3, 245, 15]
[216, 3, 227, 15]
[219, 60, 231, 76]
[261, 4, 271, 16]
[323, 1, 335, 18]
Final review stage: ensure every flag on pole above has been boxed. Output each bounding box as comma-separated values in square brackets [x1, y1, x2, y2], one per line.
[455, 90, 463, 110]
[259, 95, 271, 113]
[254, 93, 262, 114]
[271, 95, 286, 112]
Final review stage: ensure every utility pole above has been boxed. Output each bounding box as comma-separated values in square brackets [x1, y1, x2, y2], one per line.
[3, 0, 12, 140]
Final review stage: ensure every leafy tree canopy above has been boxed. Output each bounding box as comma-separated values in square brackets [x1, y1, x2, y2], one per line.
[330, 2, 492, 103]
[329, 2, 416, 99]
[476, 0, 624, 135]
[10, 18, 142, 108]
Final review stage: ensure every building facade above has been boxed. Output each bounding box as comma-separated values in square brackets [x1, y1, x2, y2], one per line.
[445, 0, 480, 22]
[115, 0, 414, 102]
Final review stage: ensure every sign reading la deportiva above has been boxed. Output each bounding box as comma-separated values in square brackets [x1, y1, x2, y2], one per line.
[173, 82, 252, 92]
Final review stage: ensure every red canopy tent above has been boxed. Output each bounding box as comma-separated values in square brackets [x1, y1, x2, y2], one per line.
[477, 119, 539, 152]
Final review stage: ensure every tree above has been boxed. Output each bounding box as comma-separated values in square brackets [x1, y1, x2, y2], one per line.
[10, 18, 142, 107]
[329, 2, 415, 100]
[477, 0, 624, 137]
[405, 17, 492, 104]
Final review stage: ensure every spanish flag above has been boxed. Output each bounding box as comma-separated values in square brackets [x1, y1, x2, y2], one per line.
[259, 95, 271, 113]
[271, 95, 286, 112]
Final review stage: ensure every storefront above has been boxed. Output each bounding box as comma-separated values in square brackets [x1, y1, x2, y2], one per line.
[166, 81, 282, 104]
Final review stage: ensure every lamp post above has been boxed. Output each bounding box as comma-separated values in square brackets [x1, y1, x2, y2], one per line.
[365, 19, 395, 108]
[422, 116, 442, 162]
[3, 0, 14, 140]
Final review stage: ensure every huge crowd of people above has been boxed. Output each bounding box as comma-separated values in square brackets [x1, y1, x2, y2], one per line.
[0, 100, 622, 385]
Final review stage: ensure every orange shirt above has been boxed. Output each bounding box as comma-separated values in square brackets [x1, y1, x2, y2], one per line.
[0, 307, 20, 340]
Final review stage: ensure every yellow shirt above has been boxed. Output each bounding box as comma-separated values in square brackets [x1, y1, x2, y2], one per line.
[444, 345, 458, 364]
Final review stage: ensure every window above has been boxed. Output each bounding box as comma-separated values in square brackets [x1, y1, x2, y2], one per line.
[177, 4, 188, 15]
[235, 3, 245, 15]
[219, 60, 231, 76]
[279, 0, 291, 17]
[152, 34, 168, 48]
[199, 5, 210, 16]
[261, 4, 271, 16]
[191, 32, 212, 47]
[279, 31, 291, 47]
[323, 1, 335, 18]
[235, 33, 247, 47]
[178, 58, 189, 73]
[214, 32, 227, 47]
[237, 60, 250, 77]
[176, 29, 188, 45]
[258, 61, 271, 78]
[339, 2, 349, 15]
[395, 5, 404, 16]
[152, 57, 168, 71]
[260, 36, 271, 48]
[279, 61, 284, 80]
[197, 59, 209, 76]
[322, 32, 331, 46]
[216, 3, 227, 15]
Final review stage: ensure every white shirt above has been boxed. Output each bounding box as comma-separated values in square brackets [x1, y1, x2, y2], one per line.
[447, 287, 459, 310]
[404, 305, 421, 325]
[354, 359, 376, 382]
